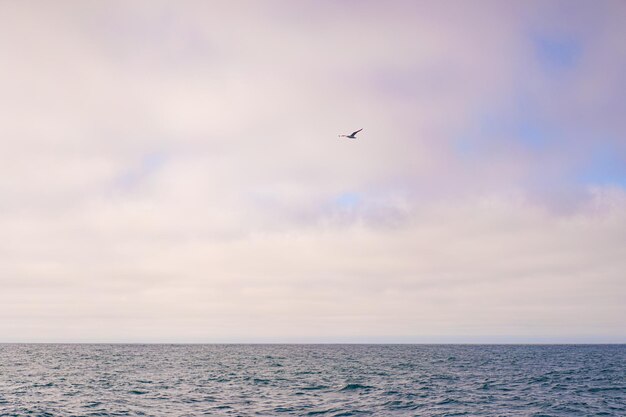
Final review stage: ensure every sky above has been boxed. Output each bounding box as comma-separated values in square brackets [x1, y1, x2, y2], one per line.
[0, 0, 625, 343]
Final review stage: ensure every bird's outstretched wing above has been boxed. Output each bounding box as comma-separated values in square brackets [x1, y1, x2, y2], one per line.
[351, 128, 363, 136]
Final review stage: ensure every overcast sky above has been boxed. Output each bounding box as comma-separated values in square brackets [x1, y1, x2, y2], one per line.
[1, 1, 625, 343]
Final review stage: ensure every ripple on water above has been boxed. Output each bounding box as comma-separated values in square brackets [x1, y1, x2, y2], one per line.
[0, 345, 624, 416]
[338, 384, 372, 391]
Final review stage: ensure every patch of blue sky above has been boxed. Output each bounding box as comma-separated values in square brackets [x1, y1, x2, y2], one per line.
[454, 106, 555, 157]
[576, 145, 626, 188]
[334, 192, 361, 209]
[533, 35, 582, 71]
[516, 119, 552, 149]
[114, 151, 167, 190]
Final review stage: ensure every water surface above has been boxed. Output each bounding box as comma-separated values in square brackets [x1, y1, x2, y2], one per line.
[0, 344, 624, 416]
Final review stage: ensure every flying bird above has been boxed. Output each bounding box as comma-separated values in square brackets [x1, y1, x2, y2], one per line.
[339, 128, 363, 139]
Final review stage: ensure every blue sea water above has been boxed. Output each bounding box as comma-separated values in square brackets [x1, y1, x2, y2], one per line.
[0, 344, 624, 416]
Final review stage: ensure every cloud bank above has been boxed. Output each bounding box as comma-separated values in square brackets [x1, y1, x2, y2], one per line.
[0, 1, 624, 342]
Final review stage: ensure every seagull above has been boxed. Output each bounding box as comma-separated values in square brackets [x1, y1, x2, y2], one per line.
[339, 128, 363, 139]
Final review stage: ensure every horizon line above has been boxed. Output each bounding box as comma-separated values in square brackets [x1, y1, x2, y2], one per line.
[1, 341, 624, 345]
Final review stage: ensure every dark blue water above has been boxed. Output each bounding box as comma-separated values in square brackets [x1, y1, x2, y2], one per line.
[0, 344, 624, 416]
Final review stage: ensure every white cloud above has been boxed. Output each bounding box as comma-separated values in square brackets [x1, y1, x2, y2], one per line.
[0, 1, 624, 342]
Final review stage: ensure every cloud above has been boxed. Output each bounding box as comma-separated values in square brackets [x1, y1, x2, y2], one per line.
[0, 1, 624, 342]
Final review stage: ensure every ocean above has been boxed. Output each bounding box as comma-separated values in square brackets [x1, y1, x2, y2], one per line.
[0, 344, 624, 416]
